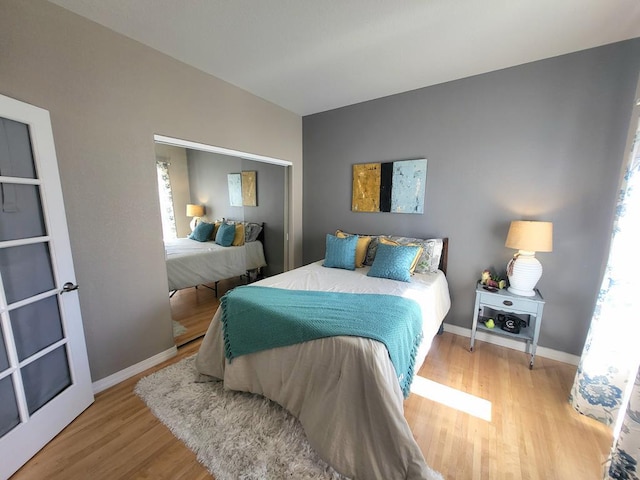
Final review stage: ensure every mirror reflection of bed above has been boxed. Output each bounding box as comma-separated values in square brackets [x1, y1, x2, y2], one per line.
[154, 139, 290, 346]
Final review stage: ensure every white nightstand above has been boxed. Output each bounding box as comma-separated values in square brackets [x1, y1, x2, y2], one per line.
[469, 282, 545, 369]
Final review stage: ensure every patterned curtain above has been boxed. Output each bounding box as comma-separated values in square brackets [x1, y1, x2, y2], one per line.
[156, 161, 177, 240]
[609, 370, 640, 480]
[569, 103, 640, 479]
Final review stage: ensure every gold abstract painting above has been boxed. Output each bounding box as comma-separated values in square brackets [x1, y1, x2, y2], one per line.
[352, 163, 381, 212]
[241, 171, 257, 206]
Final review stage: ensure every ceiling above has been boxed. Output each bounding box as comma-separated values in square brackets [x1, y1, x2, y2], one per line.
[49, 0, 640, 116]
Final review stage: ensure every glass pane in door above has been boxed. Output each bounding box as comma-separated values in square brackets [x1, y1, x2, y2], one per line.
[0, 376, 20, 437]
[11, 296, 63, 361]
[0, 183, 46, 241]
[0, 117, 37, 179]
[22, 346, 70, 415]
[0, 243, 55, 305]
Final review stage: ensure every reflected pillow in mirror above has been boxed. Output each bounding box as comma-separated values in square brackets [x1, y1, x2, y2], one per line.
[245, 222, 263, 242]
[215, 223, 236, 247]
[188, 222, 215, 242]
[232, 223, 245, 246]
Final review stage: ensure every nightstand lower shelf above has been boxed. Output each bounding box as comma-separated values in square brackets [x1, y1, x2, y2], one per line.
[475, 318, 534, 343]
[469, 283, 545, 369]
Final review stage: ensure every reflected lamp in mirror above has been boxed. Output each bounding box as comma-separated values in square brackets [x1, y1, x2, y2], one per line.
[505, 220, 553, 296]
[186, 204, 205, 231]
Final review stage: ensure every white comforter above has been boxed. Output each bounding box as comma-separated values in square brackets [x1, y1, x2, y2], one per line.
[195, 261, 450, 479]
[165, 238, 266, 291]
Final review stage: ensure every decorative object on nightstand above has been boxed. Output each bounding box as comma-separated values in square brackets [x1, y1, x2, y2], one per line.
[505, 220, 553, 297]
[480, 268, 506, 291]
[469, 281, 545, 369]
[186, 204, 205, 231]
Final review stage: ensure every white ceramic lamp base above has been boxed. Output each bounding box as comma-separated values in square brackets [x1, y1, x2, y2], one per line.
[507, 251, 542, 297]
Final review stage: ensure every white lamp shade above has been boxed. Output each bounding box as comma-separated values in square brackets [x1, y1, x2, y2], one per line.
[505, 220, 553, 296]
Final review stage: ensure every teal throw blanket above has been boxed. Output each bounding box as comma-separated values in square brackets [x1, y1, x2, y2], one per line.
[221, 285, 423, 397]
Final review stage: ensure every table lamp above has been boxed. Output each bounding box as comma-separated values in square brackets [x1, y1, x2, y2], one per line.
[186, 204, 205, 231]
[505, 220, 553, 296]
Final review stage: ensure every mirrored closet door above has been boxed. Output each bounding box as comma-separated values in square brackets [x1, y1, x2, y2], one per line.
[153, 136, 290, 346]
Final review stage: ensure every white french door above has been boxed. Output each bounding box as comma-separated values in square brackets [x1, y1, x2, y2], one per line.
[0, 94, 93, 479]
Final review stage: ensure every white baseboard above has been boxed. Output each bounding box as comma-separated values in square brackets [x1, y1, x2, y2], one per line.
[443, 324, 580, 366]
[91, 326, 578, 394]
[92, 345, 178, 394]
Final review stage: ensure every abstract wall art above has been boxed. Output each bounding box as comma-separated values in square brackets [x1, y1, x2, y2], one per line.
[227, 173, 242, 207]
[228, 171, 258, 207]
[352, 158, 427, 214]
[241, 171, 257, 206]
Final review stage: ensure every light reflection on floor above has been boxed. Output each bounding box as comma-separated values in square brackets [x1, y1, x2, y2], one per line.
[410, 376, 492, 421]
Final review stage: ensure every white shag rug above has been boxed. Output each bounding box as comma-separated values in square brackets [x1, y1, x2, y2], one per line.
[135, 356, 347, 480]
[172, 320, 187, 337]
[135, 356, 444, 480]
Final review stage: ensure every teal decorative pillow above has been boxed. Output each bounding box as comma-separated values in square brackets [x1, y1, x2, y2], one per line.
[389, 236, 444, 273]
[188, 222, 215, 242]
[323, 234, 357, 270]
[215, 223, 236, 247]
[367, 243, 421, 282]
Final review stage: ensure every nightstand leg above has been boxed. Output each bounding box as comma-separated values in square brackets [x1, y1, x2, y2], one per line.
[529, 345, 537, 369]
[470, 303, 481, 352]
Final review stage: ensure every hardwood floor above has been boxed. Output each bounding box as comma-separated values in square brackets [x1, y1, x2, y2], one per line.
[409, 334, 612, 479]
[171, 277, 245, 347]
[12, 318, 612, 479]
[12, 341, 210, 480]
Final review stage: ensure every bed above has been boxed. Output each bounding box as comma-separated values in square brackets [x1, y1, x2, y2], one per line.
[165, 221, 267, 294]
[195, 234, 450, 479]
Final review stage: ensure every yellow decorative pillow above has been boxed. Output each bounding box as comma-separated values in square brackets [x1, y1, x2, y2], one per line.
[336, 230, 371, 268]
[232, 222, 245, 246]
[379, 237, 423, 273]
[379, 237, 400, 246]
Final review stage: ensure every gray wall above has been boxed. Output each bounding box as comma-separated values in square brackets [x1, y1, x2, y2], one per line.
[303, 39, 640, 356]
[187, 150, 286, 276]
[241, 159, 286, 277]
[0, 0, 302, 382]
[187, 152, 243, 221]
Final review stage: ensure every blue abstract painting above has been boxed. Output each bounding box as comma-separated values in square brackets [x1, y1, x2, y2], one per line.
[227, 173, 242, 207]
[390, 159, 427, 213]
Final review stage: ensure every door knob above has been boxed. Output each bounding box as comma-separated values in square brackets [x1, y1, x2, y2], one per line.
[61, 282, 79, 293]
